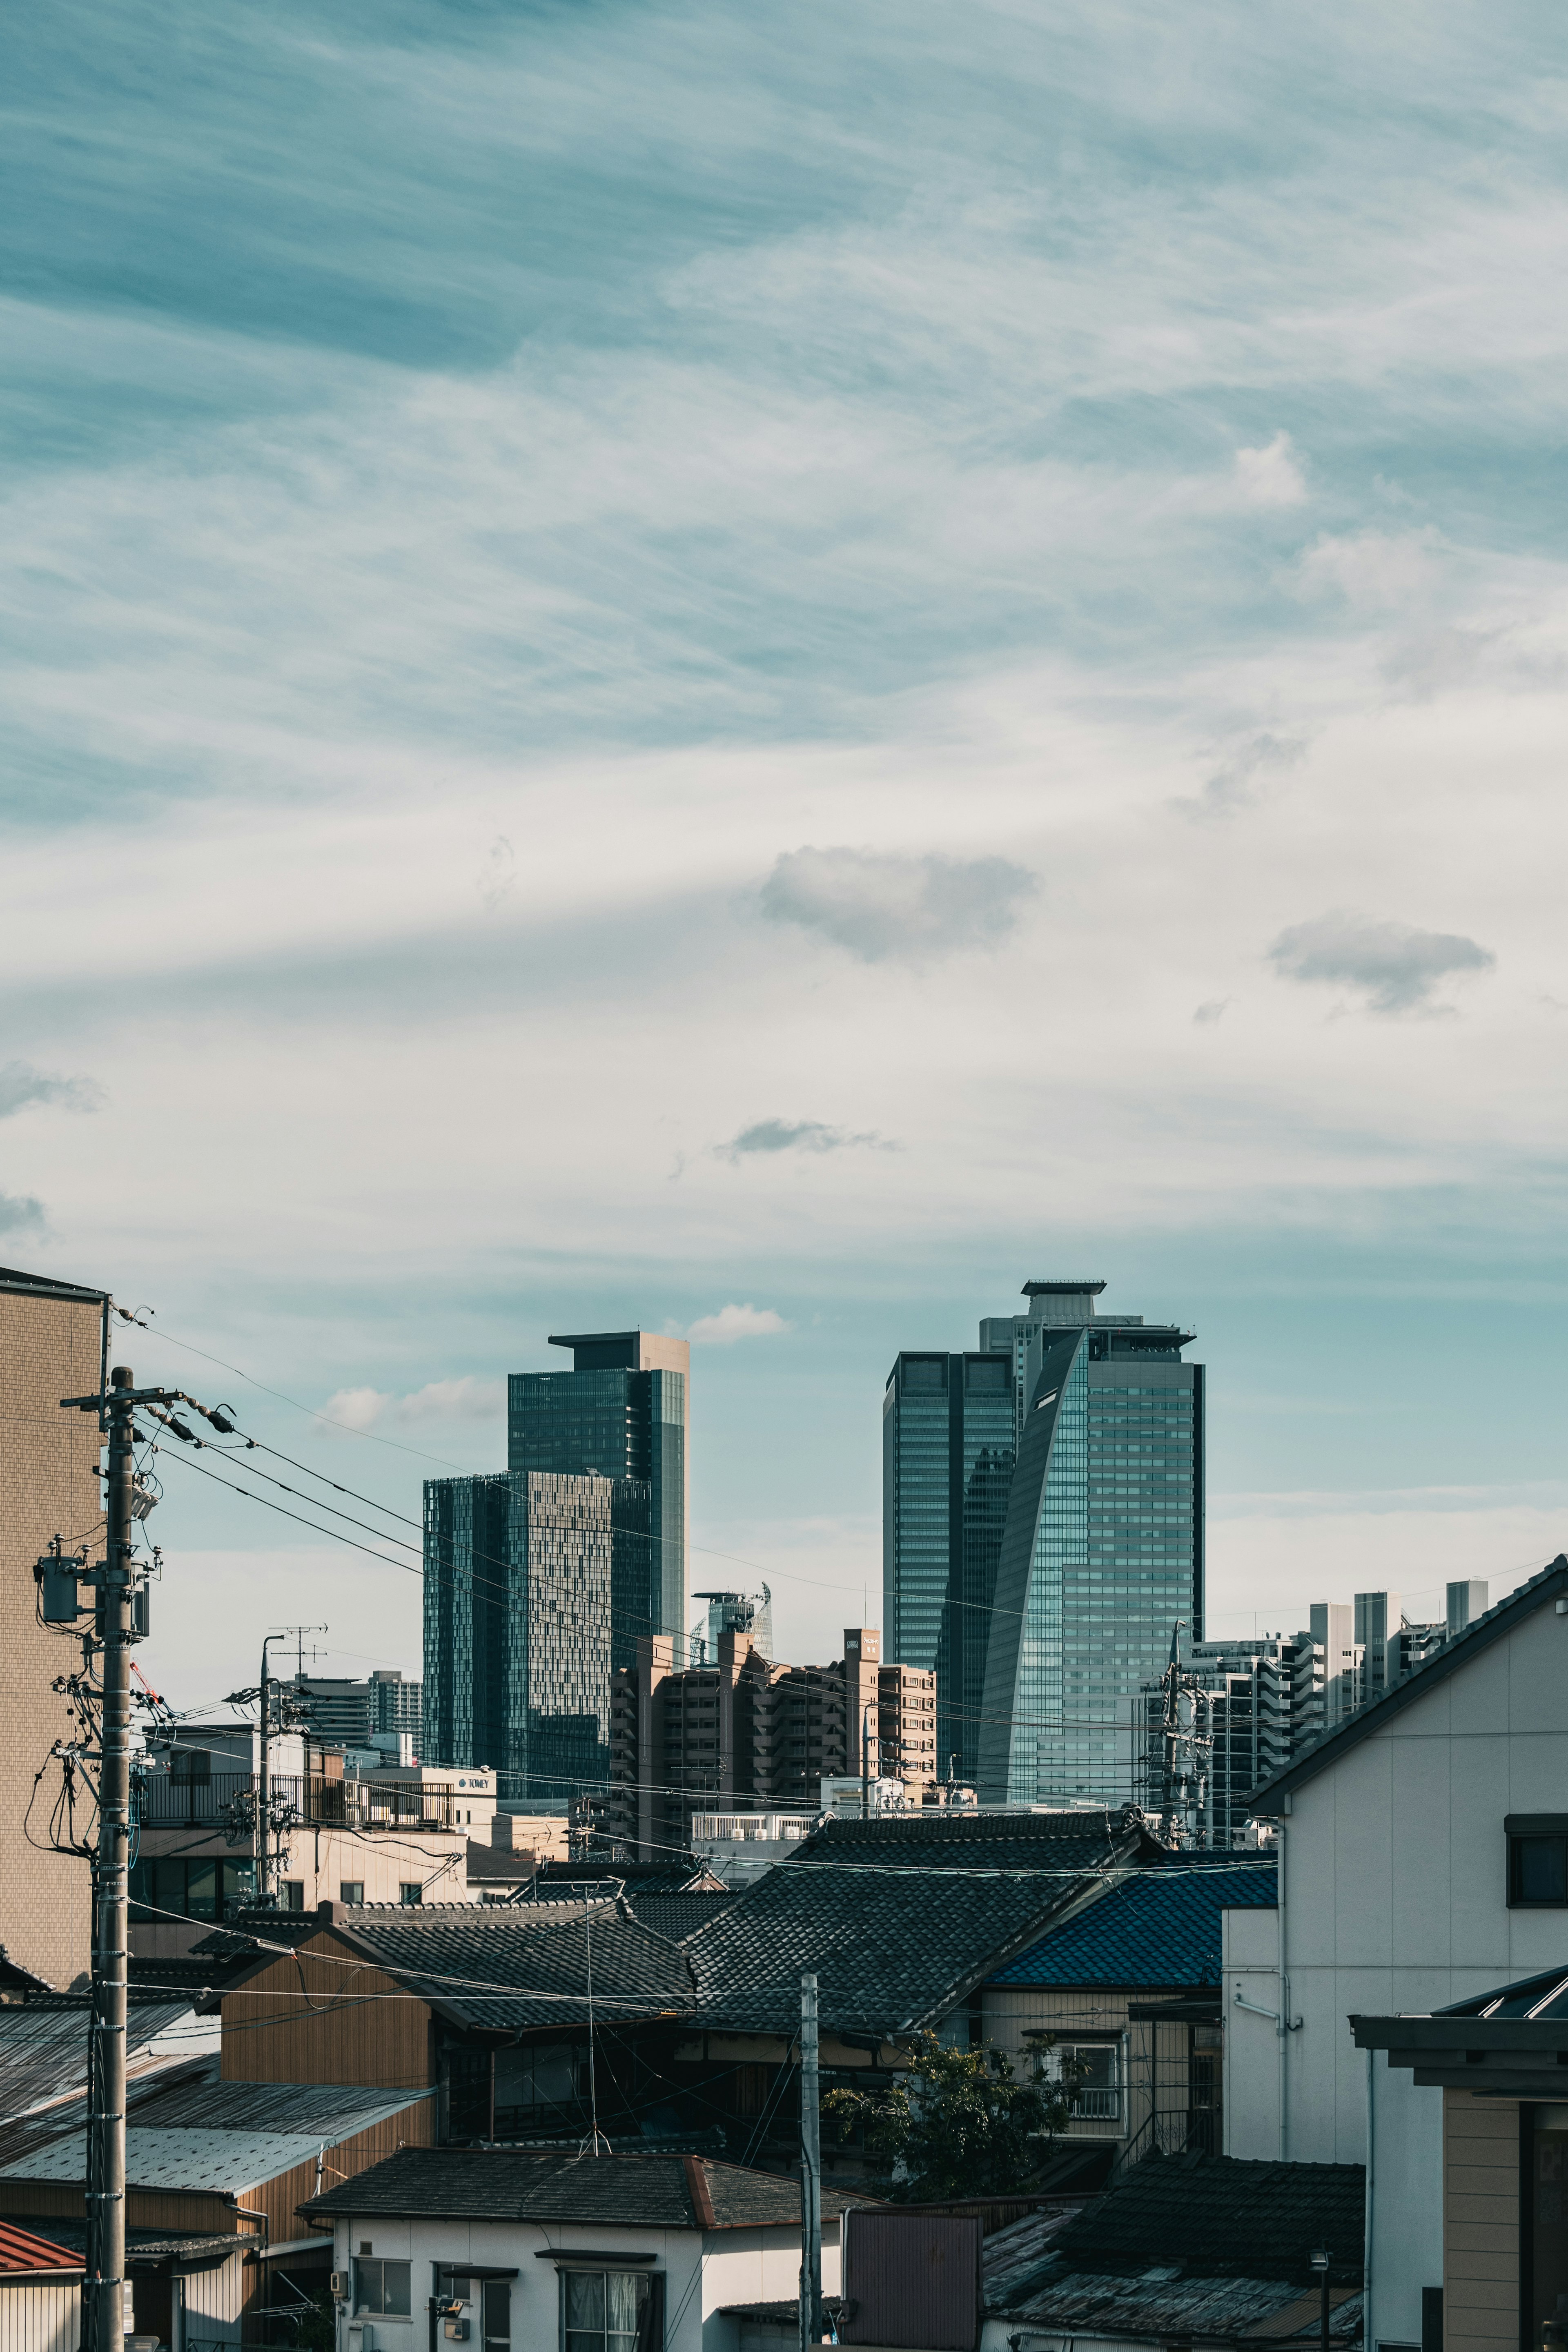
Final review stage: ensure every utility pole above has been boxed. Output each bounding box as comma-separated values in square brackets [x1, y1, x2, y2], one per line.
[256, 1626, 325, 1906]
[56, 1364, 238, 2352]
[798, 1972, 822, 2351]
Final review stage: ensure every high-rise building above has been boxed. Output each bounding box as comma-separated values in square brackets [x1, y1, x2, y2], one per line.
[976, 1278, 1205, 1806]
[882, 1352, 1015, 1781]
[1447, 1579, 1489, 1635]
[0, 1264, 108, 1988]
[692, 1586, 773, 1663]
[508, 1330, 688, 1670]
[422, 1470, 615, 1802]
[294, 1668, 423, 1751]
[604, 1625, 938, 1860]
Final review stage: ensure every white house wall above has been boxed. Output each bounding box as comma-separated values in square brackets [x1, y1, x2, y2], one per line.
[0, 2281, 81, 2352]
[325, 2211, 840, 2352]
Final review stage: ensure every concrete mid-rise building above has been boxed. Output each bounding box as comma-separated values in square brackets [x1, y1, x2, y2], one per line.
[292, 1666, 422, 1749]
[0, 1263, 110, 1989]
[602, 1627, 938, 1860]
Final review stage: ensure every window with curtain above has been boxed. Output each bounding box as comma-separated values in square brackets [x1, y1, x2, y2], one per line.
[561, 2270, 650, 2352]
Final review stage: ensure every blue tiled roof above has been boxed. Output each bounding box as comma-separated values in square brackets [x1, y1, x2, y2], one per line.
[988, 1861, 1276, 1989]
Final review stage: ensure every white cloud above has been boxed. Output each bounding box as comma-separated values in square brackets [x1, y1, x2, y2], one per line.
[319, 1376, 501, 1434]
[1232, 431, 1307, 508]
[1296, 528, 1447, 610]
[0, 1061, 104, 1118]
[685, 1303, 790, 1345]
[719, 1118, 895, 1160]
[1268, 908, 1496, 1014]
[759, 846, 1036, 964]
[0, 1189, 44, 1234]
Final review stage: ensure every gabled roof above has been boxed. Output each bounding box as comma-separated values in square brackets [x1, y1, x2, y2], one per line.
[988, 1861, 1276, 1991]
[0, 2218, 82, 2274]
[682, 1825, 1146, 2037]
[1251, 1555, 1568, 1809]
[786, 1806, 1160, 1875]
[301, 2146, 859, 2230]
[629, 1892, 736, 1945]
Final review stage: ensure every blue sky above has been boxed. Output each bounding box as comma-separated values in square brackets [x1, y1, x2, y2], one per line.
[4, 0, 1568, 1702]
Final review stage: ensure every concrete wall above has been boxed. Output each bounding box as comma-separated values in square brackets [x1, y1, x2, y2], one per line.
[0, 1281, 106, 1989]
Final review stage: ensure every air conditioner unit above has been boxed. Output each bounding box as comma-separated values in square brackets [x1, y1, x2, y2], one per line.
[443, 2321, 469, 2341]
[330, 2274, 350, 2302]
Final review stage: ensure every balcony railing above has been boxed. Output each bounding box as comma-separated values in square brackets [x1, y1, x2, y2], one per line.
[138, 1771, 459, 1834]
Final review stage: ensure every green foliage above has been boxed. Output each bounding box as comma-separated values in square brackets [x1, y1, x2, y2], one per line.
[294, 2293, 337, 2352]
[822, 2029, 1076, 2202]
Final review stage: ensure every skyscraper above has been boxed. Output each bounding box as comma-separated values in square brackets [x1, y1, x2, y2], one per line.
[422, 1470, 615, 1801]
[882, 1351, 1016, 1781]
[508, 1330, 688, 1668]
[975, 1279, 1205, 1806]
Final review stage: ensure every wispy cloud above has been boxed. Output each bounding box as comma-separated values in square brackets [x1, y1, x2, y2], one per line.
[1232, 431, 1307, 509]
[685, 1303, 789, 1345]
[320, 1376, 500, 1434]
[760, 847, 1035, 964]
[0, 1062, 104, 1118]
[719, 1118, 895, 1160]
[1268, 910, 1496, 1013]
[0, 1190, 44, 1234]
[1176, 730, 1308, 820]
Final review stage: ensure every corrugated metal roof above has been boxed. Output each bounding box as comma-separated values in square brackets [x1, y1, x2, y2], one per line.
[0, 2219, 82, 2273]
[3, 2128, 335, 2192]
[989, 1861, 1276, 1989]
[997, 2267, 1362, 2338]
[0, 1997, 212, 2124]
[0, 2081, 433, 2193]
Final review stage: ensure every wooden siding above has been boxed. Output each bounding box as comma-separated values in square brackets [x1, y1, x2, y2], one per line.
[0, 2278, 80, 2352]
[1444, 2091, 1519, 2352]
[221, 1933, 434, 2090]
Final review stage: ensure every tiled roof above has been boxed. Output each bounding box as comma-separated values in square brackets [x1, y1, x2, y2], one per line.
[0, 2218, 82, 2273]
[994, 2268, 1362, 2341]
[302, 2147, 859, 2229]
[787, 1808, 1157, 1875]
[989, 1861, 1276, 1989]
[1044, 2153, 1365, 2285]
[528, 1861, 727, 1895]
[327, 1905, 694, 2031]
[683, 1832, 1139, 2036]
[0, 1993, 211, 2124]
[627, 1892, 736, 1945]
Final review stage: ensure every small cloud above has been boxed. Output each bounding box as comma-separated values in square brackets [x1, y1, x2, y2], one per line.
[719, 1118, 896, 1161]
[1295, 528, 1444, 611]
[1233, 431, 1307, 509]
[1193, 1000, 1229, 1026]
[760, 846, 1036, 964]
[320, 1375, 500, 1434]
[0, 1189, 44, 1234]
[1177, 731, 1307, 820]
[685, 1303, 790, 1346]
[1268, 909, 1495, 1015]
[478, 836, 516, 912]
[0, 1061, 105, 1118]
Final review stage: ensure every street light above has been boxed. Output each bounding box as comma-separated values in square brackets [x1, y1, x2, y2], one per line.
[1309, 2246, 1330, 2352]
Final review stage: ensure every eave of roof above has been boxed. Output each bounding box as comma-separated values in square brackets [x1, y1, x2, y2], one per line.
[1250, 1554, 1568, 1809]
[0, 1265, 107, 1304]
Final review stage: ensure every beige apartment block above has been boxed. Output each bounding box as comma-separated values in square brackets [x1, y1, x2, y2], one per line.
[0, 1265, 109, 1989]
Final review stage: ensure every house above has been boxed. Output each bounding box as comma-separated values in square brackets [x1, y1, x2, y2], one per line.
[1233, 1551, 1568, 2351]
[298, 2147, 860, 2352]
[0, 2218, 81, 2352]
[1352, 1963, 1568, 2352]
[0, 2215, 252, 2352]
[0, 2057, 434, 2347]
[979, 1858, 1276, 2180]
[978, 2151, 1365, 2351]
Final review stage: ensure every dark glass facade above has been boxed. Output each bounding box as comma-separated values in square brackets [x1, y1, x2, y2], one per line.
[882, 1352, 1016, 1781]
[977, 1287, 1204, 1806]
[508, 1338, 686, 1670]
[422, 1469, 618, 1802]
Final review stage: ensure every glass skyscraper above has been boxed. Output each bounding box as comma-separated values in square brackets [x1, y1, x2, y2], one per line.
[976, 1280, 1205, 1805]
[508, 1330, 689, 1670]
[422, 1469, 618, 1800]
[882, 1351, 1016, 1781]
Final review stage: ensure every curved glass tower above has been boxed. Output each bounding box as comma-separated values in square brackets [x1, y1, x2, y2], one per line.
[976, 1281, 1203, 1806]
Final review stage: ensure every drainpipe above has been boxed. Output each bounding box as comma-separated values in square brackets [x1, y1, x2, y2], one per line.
[1277, 1818, 1288, 2161]
[225, 2194, 269, 2338]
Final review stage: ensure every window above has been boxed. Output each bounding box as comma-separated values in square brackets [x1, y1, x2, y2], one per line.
[353, 2262, 411, 2317]
[282, 1881, 306, 1912]
[339, 1881, 364, 1904]
[561, 2272, 652, 2352]
[1062, 2043, 1120, 2121]
[399, 1881, 423, 1906]
[1504, 1834, 1568, 1910]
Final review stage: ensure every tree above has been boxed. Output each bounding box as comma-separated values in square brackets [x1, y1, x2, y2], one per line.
[821, 2029, 1076, 2202]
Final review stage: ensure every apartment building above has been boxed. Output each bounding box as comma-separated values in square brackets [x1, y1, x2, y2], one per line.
[602, 1626, 937, 1860]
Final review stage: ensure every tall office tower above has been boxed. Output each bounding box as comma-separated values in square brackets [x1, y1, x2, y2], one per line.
[1448, 1579, 1489, 1635]
[692, 1586, 773, 1664]
[422, 1470, 615, 1802]
[976, 1278, 1205, 1806]
[0, 1265, 107, 1987]
[508, 1330, 688, 1671]
[882, 1352, 1016, 1781]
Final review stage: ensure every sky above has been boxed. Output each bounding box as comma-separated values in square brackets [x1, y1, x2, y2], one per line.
[4, 0, 1568, 1711]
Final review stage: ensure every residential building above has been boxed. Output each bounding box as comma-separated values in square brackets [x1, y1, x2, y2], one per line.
[301, 2147, 858, 2352]
[975, 1279, 1204, 1807]
[0, 1264, 110, 1989]
[601, 1626, 937, 1862]
[129, 1721, 499, 1955]
[1227, 1554, 1568, 2351]
[422, 1470, 614, 1802]
[294, 1669, 422, 1751]
[0, 2213, 251, 2352]
[1134, 1628, 1341, 1844]
[1448, 1577, 1488, 1633]
[508, 1328, 689, 1668]
[882, 1349, 1016, 1782]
